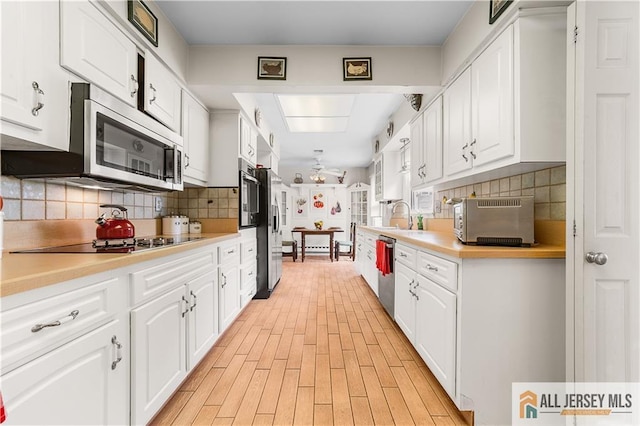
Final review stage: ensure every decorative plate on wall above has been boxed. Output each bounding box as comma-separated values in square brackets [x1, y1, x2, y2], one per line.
[254, 108, 262, 128]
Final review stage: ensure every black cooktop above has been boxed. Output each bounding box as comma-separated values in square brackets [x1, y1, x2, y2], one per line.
[12, 236, 204, 254]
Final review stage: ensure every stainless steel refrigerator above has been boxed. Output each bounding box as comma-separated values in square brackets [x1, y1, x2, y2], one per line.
[255, 168, 282, 299]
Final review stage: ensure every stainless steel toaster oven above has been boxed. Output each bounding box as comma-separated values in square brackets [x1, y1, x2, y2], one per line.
[453, 196, 534, 246]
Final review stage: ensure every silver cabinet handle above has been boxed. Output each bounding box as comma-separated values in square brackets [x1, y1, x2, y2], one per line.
[461, 143, 469, 162]
[185, 154, 190, 168]
[149, 83, 157, 103]
[31, 310, 79, 332]
[31, 81, 44, 116]
[426, 264, 439, 272]
[248, 270, 254, 276]
[130, 74, 138, 97]
[247, 248, 254, 253]
[470, 139, 477, 159]
[111, 335, 123, 370]
[221, 272, 227, 288]
[228, 249, 235, 254]
[399, 252, 408, 258]
[585, 252, 608, 265]
[181, 296, 189, 317]
[190, 291, 197, 311]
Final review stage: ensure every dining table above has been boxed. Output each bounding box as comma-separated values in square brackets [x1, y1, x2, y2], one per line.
[291, 227, 344, 262]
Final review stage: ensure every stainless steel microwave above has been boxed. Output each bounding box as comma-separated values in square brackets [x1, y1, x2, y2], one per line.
[1, 83, 183, 192]
[453, 196, 534, 246]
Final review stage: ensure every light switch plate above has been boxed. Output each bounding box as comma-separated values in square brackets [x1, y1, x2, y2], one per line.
[154, 197, 162, 212]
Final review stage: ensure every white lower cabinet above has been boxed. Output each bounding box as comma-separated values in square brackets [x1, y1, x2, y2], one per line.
[130, 248, 218, 425]
[131, 286, 187, 425]
[414, 276, 456, 397]
[239, 229, 257, 308]
[394, 262, 417, 342]
[391, 239, 566, 425]
[1, 318, 129, 425]
[0, 272, 129, 426]
[357, 230, 378, 295]
[219, 240, 241, 331]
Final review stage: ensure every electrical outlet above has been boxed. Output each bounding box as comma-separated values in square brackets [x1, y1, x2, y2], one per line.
[154, 196, 162, 212]
[434, 201, 441, 213]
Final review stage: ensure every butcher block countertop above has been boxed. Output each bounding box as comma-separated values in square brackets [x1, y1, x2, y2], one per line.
[360, 220, 566, 259]
[1, 233, 238, 298]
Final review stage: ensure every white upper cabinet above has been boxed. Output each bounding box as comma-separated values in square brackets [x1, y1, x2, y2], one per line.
[443, 67, 474, 177]
[181, 90, 210, 184]
[1, 1, 69, 150]
[144, 51, 182, 132]
[240, 116, 257, 165]
[374, 151, 402, 201]
[411, 96, 443, 188]
[471, 25, 514, 167]
[60, 0, 138, 107]
[443, 11, 567, 181]
[209, 111, 260, 186]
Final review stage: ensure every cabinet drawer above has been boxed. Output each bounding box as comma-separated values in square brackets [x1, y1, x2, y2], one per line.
[240, 263, 257, 291]
[1, 276, 125, 373]
[395, 243, 417, 269]
[130, 249, 216, 304]
[362, 232, 377, 246]
[241, 239, 257, 264]
[417, 251, 458, 292]
[219, 240, 240, 264]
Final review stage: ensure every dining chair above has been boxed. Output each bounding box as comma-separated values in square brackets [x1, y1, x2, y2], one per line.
[282, 231, 298, 261]
[335, 222, 356, 261]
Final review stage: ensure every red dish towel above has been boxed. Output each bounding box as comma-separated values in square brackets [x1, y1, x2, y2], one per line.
[376, 240, 392, 276]
[0, 390, 6, 423]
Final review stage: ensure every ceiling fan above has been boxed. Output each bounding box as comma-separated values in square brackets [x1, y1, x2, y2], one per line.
[309, 158, 345, 183]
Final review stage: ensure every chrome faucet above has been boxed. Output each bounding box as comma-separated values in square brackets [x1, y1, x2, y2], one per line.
[391, 201, 413, 230]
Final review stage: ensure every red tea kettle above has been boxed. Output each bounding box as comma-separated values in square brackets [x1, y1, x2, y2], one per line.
[95, 204, 135, 240]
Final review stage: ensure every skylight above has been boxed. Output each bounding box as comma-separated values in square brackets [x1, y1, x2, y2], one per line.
[276, 94, 355, 133]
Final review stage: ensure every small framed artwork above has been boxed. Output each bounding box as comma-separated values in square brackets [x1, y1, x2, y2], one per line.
[489, 0, 513, 24]
[310, 190, 326, 217]
[257, 57, 287, 80]
[343, 57, 372, 81]
[128, 0, 158, 47]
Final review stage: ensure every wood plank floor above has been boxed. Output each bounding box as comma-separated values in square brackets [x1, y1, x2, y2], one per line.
[150, 257, 469, 425]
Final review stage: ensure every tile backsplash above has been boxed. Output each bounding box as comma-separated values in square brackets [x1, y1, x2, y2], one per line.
[434, 165, 566, 220]
[0, 175, 239, 221]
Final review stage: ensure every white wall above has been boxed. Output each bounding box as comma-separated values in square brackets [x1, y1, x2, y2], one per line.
[188, 45, 442, 89]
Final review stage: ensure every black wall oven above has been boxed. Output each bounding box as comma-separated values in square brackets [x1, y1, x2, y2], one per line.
[239, 159, 259, 227]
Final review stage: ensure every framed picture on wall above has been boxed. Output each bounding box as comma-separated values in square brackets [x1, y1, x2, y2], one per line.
[310, 190, 327, 217]
[295, 195, 308, 218]
[257, 57, 287, 80]
[489, 0, 513, 24]
[343, 57, 372, 81]
[328, 196, 344, 217]
[128, 0, 158, 46]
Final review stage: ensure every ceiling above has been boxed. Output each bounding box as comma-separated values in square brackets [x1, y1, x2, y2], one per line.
[156, 1, 473, 170]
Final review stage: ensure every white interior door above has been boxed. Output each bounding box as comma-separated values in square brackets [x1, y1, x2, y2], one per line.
[571, 0, 639, 383]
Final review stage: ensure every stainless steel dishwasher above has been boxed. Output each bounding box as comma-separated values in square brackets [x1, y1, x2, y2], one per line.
[377, 235, 395, 318]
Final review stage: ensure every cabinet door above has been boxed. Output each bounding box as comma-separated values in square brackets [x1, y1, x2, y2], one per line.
[443, 68, 473, 177]
[1, 320, 128, 425]
[394, 262, 416, 343]
[219, 262, 240, 332]
[410, 113, 425, 187]
[472, 25, 514, 167]
[239, 117, 256, 165]
[60, 0, 137, 107]
[131, 286, 187, 425]
[1, 1, 44, 131]
[423, 96, 443, 183]
[187, 272, 218, 369]
[144, 51, 182, 132]
[414, 277, 456, 399]
[182, 90, 210, 183]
